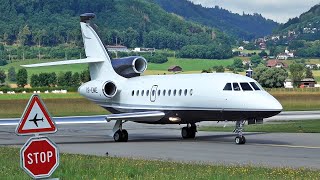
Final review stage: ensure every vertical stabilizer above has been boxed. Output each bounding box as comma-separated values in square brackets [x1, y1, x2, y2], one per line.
[80, 13, 119, 80]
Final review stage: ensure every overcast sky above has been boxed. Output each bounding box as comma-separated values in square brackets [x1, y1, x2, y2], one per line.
[190, 0, 319, 23]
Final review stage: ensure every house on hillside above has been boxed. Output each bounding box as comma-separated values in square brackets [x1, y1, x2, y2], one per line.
[106, 45, 129, 52]
[300, 78, 316, 88]
[168, 65, 182, 73]
[266, 60, 288, 68]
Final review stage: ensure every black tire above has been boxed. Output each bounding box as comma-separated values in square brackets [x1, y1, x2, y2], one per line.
[188, 128, 196, 139]
[235, 136, 246, 145]
[121, 129, 128, 142]
[113, 130, 123, 142]
[181, 127, 189, 139]
[240, 136, 246, 144]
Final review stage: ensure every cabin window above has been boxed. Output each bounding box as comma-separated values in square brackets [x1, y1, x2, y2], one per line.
[184, 89, 187, 96]
[240, 83, 253, 91]
[173, 89, 177, 96]
[179, 89, 182, 96]
[136, 90, 140, 96]
[168, 90, 171, 96]
[190, 89, 193, 96]
[158, 90, 161, 96]
[223, 83, 232, 91]
[163, 90, 166, 96]
[250, 82, 261, 91]
[233, 83, 241, 91]
[152, 90, 156, 96]
[141, 90, 145, 96]
[132, 90, 134, 96]
[146, 90, 150, 96]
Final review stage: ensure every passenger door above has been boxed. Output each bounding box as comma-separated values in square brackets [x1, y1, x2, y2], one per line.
[150, 85, 158, 102]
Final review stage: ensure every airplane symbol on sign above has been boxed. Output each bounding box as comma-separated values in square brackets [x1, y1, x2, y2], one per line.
[28, 114, 43, 127]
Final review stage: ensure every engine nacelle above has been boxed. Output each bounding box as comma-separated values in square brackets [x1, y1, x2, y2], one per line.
[102, 81, 117, 98]
[111, 56, 147, 78]
[78, 80, 118, 100]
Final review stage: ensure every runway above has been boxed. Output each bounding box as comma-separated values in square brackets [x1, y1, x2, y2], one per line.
[1, 117, 320, 169]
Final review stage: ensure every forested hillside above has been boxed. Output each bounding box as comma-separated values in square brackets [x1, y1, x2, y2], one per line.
[275, 4, 320, 41]
[0, 0, 232, 53]
[154, 0, 278, 40]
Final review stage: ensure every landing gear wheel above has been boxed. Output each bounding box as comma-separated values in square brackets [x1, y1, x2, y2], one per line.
[121, 129, 128, 142]
[188, 126, 196, 138]
[181, 127, 189, 139]
[114, 130, 123, 142]
[235, 136, 246, 145]
[113, 129, 128, 142]
[181, 125, 197, 139]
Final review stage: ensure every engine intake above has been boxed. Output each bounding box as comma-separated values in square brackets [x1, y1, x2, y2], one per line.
[103, 81, 117, 98]
[111, 56, 147, 78]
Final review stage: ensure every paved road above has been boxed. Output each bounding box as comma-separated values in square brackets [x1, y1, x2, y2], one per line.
[1, 119, 320, 169]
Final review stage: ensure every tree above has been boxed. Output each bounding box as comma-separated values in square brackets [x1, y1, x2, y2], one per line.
[64, 71, 73, 87]
[71, 72, 81, 87]
[80, 69, 91, 83]
[30, 74, 40, 87]
[258, 50, 268, 57]
[250, 55, 262, 67]
[17, 25, 32, 46]
[232, 58, 243, 69]
[0, 69, 6, 84]
[8, 67, 16, 82]
[213, 65, 225, 73]
[289, 63, 305, 87]
[17, 68, 28, 87]
[57, 72, 66, 87]
[253, 66, 288, 88]
[305, 68, 314, 78]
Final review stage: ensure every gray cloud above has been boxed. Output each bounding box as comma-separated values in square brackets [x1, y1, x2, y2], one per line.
[190, 0, 319, 23]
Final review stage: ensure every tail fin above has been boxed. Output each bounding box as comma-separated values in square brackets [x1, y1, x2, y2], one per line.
[22, 13, 121, 80]
[80, 13, 119, 80]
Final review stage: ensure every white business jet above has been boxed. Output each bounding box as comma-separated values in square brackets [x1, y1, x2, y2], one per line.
[19, 13, 282, 144]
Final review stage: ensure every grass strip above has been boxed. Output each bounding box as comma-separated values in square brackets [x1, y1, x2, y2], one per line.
[0, 147, 319, 180]
[200, 120, 320, 133]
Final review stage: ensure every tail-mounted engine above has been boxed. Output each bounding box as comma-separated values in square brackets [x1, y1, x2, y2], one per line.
[111, 56, 147, 78]
[103, 81, 117, 98]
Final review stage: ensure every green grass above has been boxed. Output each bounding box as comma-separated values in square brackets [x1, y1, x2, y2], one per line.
[147, 57, 234, 71]
[200, 120, 320, 133]
[0, 92, 82, 100]
[0, 147, 319, 179]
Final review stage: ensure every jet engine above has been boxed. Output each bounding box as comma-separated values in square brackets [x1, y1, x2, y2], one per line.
[111, 56, 147, 78]
[103, 81, 117, 98]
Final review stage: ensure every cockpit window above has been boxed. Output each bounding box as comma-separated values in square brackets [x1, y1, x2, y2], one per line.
[232, 83, 241, 91]
[250, 82, 261, 91]
[240, 83, 253, 91]
[223, 83, 232, 91]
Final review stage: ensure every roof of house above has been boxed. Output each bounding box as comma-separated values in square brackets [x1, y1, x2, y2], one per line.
[301, 78, 316, 82]
[266, 60, 288, 68]
[168, 65, 182, 71]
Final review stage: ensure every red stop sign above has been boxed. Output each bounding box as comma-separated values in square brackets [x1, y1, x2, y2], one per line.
[20, 137, 59, 179]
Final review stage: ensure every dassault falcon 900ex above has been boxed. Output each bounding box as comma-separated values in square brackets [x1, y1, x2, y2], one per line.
[19, 13, 282, 144]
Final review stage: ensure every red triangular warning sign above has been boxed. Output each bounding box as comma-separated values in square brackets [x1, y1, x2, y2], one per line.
[16, 94, 57, 135]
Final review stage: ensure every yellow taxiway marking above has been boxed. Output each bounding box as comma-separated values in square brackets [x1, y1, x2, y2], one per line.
[253, 143, 320, 149]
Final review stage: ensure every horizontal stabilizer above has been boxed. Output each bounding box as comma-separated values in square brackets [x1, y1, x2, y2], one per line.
[106, 111, 165, 122]
[21, 58, 104, 67]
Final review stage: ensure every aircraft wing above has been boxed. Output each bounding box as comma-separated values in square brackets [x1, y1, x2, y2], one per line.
[0, 111, 165, 126]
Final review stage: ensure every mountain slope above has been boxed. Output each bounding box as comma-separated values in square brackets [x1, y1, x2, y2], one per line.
[153, 0, 278, 40]
[0, 0, 231, 50]
[275, 4, 320, 41]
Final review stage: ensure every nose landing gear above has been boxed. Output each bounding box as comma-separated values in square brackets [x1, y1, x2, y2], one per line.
[181, 123, 197, 139]
[234, 120, 246, 144]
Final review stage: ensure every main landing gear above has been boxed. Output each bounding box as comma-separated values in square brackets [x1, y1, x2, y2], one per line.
[234, 120, 246, 145]
[113, 120, 128, 142]
[181, 123, 197, 139]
